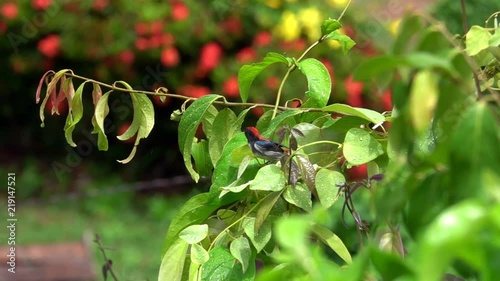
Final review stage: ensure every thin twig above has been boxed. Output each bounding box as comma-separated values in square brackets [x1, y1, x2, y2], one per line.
[460, 0, 483, 99]
[94, 234, 119, 281]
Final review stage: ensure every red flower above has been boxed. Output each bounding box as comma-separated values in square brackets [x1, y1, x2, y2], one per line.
[381, 89, 392, 111]
[135, 22, 150, 35]
[222, 76, 239, 98]
[92, 0, 108, 11]
[37, 34, 61, 58]
[161, 47, 180, 67]
[118, 50, 135, 65]
[221, 17, 242, 34]
[1, 2, 18, 19]
[178, 85, 210, 98]
[171, 2, 189, 21]
[0, 21, 7, 33]
[344, 75, 363, 107]
[149, 35, 162, 49]
[135, 37, 149, 51]
[236, 47, 257, 63]
[199, 42, 222, 72]
[265, 76, 279, 90]
[280, 39, 306, 52]
[253, 31, 272, 47]
[320, 58, 335, 86]
[151, 20, 164, 35]
[161, 33, 175, 46]
[32, 0, 52, 10]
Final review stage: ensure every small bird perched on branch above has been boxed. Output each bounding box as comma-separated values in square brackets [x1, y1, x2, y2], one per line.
[244, 127, 288, 161]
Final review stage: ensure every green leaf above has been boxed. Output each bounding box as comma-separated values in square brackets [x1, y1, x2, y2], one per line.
[212, 133, 248, 190]
[369, 246, 412, 280]
[115, 89, 155, 164]
[192, 140, 213, 177]
[416, 201, 488, 281]
[353, 55, 403, 81]
[238, 52, 288, 102]
[237, 155, 253, 179]
[297, 58, 332, 108]
[392, 15, 423, 55]
[64, 81, 88, 147]
[208, 108, 238, 166]
[230, 237, 251, 272]
[179, 95, 222, 182]
[162, 192, 242, 256]
[191, 244, 210, 265]
[255, 191, 282, 233]
[409, 70, 438, 136]
[489, 28, 500, 46]
[219, 180, 252, 198]
[322, 104, 385, 124]
[261, 109, 303, 137]
[283, 183, 312, 212]
[230, 145, 253, 167]
[201, 246, 237, 281]
[311, 224, 352, 264]
[404, 52, 456, 74]
[243, 217, 272, 253]
[465, 25, 492, 56]
[250, 165, 286, 191]
[93, 91, 112, 151]
[315, 169, 344, 209]
[343, 128, 384, 165]
[275, 215, 309, 257]
[158, 238, 189, 281]
[179, 224, 209, 244]
[324, 31, 356, 54]
[321, 18, 342, 36]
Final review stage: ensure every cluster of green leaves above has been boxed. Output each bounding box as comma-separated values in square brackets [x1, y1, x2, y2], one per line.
[36, 71, 155, 164]
[35, 11, 500, 281]
[159, 15, 500, 281]
[464, 18, 500, 90]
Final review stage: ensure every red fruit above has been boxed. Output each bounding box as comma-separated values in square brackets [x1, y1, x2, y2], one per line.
[117, 122, 136, 144]
[118, 50, 134, 65]
[199, 42, 222, 72]
[222, 76, 239, 98]
[236, 47, 257, 63]
[265, 76, 279, 90]
[347, 164, 367, 180]
[37, 34, 61, 58]
[280, 39, 306, 52]
[1, 2, 18, 19]
[32, 0, 52, 10]
[344, 75, 364, 107]
[135, 37, 149, 51]
[381, 89, 392, 111]
[171, 2, 189, 21]
[161, 47, 180, 67]
[135, 22, 150, 35]
[253, 31, 272, 47]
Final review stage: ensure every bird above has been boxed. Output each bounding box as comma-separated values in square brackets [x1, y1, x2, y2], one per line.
[244, 127, 288, 161]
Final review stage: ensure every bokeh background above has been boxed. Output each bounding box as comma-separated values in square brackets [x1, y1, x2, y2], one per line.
[1, 0, 498, 279]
